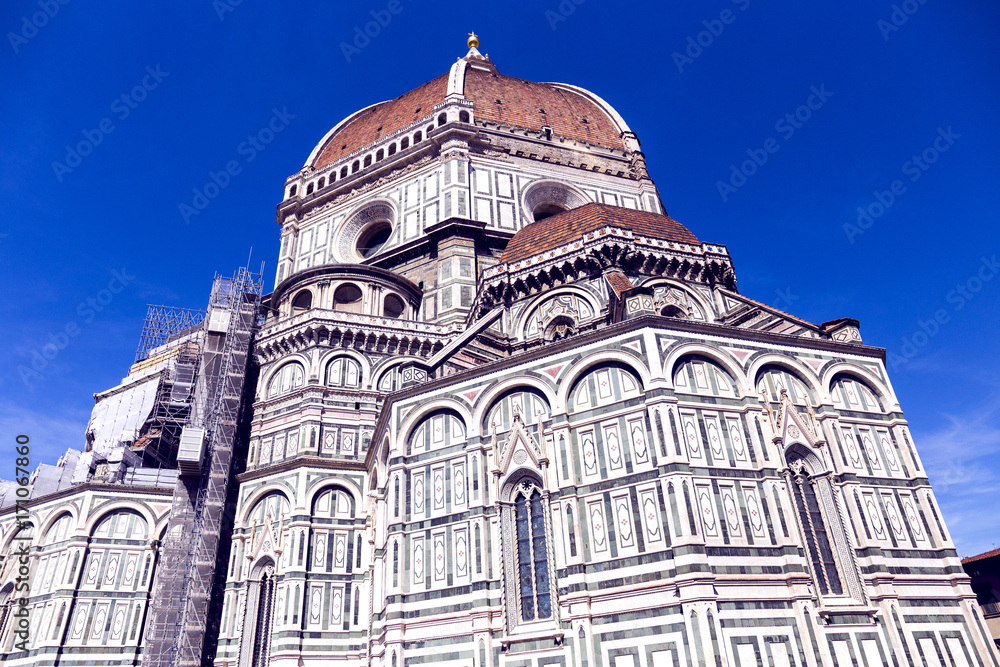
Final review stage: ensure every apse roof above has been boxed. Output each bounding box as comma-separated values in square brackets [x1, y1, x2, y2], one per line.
[500, 203, 701, 264]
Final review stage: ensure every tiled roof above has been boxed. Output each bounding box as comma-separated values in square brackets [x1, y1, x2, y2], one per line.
[314, 73, 450, 168]
[962, 547, 1000, 565]
[463, 69, 625, 149]
[719, 289, 820, 331]
[604, 270, 634, 298]
[312, 66, 628, 168]
[501, 203, 700, 264]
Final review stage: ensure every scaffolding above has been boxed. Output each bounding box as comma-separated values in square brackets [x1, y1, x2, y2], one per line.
[135, 305, 207, 362]
[145, 266, 263, 667]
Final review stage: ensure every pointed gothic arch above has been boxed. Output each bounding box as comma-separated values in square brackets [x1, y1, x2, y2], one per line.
[782, 442, 864, 603]
[500, 472, 556, 629]
[239, 557, 276, 667]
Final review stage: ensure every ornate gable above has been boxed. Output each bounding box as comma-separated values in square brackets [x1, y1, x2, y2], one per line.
[493, 410, 547, 479]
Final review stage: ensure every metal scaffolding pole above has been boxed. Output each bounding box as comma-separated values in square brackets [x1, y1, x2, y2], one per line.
[144, 266, 263, 667]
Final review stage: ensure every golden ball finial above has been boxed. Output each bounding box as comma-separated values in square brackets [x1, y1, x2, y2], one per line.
[467, 32, 479, 49]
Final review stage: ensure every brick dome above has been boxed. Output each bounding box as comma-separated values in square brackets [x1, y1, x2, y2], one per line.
[307, 53, 632, 169]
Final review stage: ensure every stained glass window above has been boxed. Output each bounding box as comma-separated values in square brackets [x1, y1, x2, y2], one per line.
[513, 485, 553, 622]
[789, 458, 844, 596]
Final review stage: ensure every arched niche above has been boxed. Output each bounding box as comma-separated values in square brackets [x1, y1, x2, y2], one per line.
[483, 387, 551, 436]
[519, 291, 597, 340]
[266, 361, 305, 399]
[830, 373, 884, 413]
[311, 485, 357, 519]
[756, 364, 816, 407]
[672, 354, 738, 399]
[521, 179, 590, 222]
[568, 362, 643, 413]
[408, 410, 466, 453]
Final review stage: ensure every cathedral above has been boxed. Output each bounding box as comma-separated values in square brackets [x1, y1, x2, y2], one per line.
[2, 36, 998, 667]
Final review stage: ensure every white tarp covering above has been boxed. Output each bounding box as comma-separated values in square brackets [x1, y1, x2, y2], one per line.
[86, 375, 160, 457]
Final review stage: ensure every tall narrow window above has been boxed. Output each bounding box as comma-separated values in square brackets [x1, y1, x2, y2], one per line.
[788, 455, 844, 596]
[394, 476, 401, 517]
[512, 483, 552, 622]
[475, 524, 482, 574]
[247, 566, 275, 667]
[0, 586, 13, 646]
[392, 541, 399, 587]
[565, 505, 578, 558]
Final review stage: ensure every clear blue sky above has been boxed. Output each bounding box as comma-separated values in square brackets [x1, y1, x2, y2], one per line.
[2, 1, 998, 556]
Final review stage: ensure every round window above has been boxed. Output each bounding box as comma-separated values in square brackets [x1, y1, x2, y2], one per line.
[357, 222, 392, 259]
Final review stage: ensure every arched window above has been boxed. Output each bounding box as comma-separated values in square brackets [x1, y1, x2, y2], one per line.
[569, 363, 642, 412]
[505, 479, 553, 623]
[351, 160, 360, 173]
[408, 411, 466, 453]
[291, 290, 312, 314]
[400, 137, 409, 150]
[317, 177, 325, 189]
[377, 365, 402, 392]
[93, 510, 148, 540]
[785, 451, 851, 598]
[306, 182, 314, 195]
[0, 584, 14, 648]
[459, 110, 470, 123]
[388, 143, 397, 156]
[673, 355, 738, 398]
[522, 293, 595, 339]
[648, 283, 708, 321]
[341, 166, 348, 179]
[333, 283, 364, 313]
[313, 486, 355, 518]
[288, 184, 297, 197]
[414, 131, 422, 143]
[831, 375, 883, 413]
[437, 113, 447, 126]
[484, 388, 550, 438]
[532, 203, 567, 222]
[364, 155, 372, 168]
[241, 559, 275, 667]
[523, 181, 588, 222]
[326, 356, 361, 388]
[383, 294, 405, 318]
[266, 362, 305, 398]
[757, 366, 814, 407]
[376, 148, 384, 161]
[44, 513, 73, 545]
[357, 223, 392, 259]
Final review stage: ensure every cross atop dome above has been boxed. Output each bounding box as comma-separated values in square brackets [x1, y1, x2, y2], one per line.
[461, 31, 496, 71]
